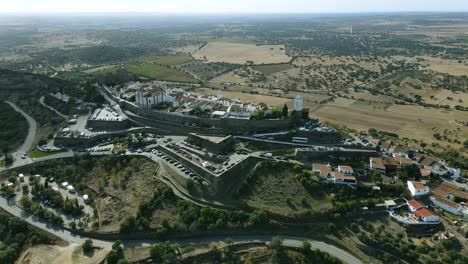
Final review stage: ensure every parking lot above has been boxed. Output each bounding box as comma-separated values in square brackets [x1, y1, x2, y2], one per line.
[2, 173, 94, 226]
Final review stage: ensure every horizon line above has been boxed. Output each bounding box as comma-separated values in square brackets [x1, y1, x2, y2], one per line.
[1, 11, 468, 16]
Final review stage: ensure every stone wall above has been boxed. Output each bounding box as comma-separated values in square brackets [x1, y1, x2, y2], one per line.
[103, 87, 299, 134]
[188, 134, 234, 154]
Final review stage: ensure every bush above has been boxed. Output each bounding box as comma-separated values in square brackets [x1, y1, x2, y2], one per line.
[120, 216, 136, 233]
[82, 239, 93, 254]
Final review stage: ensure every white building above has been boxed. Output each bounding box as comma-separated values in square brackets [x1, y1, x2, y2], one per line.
[407, 181, 429, 197]
[407, 199, 426, 212]
[227, 104, 251, 119]
[338, 165, 353, 175]
[430, 196, 466, 216]
[135, 86, 174, 109]
[294, 95, 303, 112]
[413, 208, 439, 223]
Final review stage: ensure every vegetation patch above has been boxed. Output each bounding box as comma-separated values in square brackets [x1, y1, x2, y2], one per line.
[252, 63, 293, 75]
[239, 161, 332, 217]
[28, 148, 64, 159]
[126, 63, 197, 82]
[0, 101, 28, 152]
[135, 55, 193, 65]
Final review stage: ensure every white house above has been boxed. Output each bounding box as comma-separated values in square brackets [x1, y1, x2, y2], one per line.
[334, 172, 357, 186]
[407, 199, 426, 212]
[407, 181, 429, 197]
[338, 165, 353, 175]
[413, 208, 439, 223]
[430, 196, 466, 216]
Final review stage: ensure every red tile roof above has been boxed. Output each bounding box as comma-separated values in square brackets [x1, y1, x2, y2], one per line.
[414, 208, 437, 218]
[410, 181, 428, 191]
[433, 182, 468, 201]
[407, 199, 425, 210]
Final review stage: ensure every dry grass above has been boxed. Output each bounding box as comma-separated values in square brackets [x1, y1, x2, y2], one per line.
[312, 100, 468, 150]
[193, 42, 291, 64]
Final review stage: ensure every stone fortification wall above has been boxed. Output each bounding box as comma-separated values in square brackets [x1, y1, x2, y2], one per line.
[103, 87, 298, 134]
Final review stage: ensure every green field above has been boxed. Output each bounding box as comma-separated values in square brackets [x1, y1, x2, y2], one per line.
[126, 63, 196, 82]
[135, 55, 193, 65]
[93, 66, 121, 75]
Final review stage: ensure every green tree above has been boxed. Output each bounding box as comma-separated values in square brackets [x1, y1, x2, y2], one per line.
[149, 242, 178, 263]
[120, 216, 136, 233]
[82, 239, 93, 254]
[282, 104, 288, 118]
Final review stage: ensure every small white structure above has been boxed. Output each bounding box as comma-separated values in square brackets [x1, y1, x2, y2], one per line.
[61, 182, 69, 188]
[338, 165, 353, 175]
[202, 161, 212, 168]
[83, 194, 89, 204]
[211, 110, 226, 118]
[407, 181, 429, 197]
[294, 94, 303, 112]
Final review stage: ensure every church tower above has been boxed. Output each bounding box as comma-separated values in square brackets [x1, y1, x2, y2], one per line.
[294, 95, 303, 112]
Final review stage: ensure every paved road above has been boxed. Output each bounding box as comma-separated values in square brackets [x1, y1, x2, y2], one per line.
[0, 196, 361, 264]
[39, 96, 68, 119]
[3, 101, 37, 168]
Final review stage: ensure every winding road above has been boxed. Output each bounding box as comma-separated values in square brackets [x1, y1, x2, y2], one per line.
[0, 102, 363, 264]
[3, 101, 37, 168]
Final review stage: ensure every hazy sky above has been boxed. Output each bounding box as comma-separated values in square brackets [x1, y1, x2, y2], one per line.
[3, 0, 468, 14]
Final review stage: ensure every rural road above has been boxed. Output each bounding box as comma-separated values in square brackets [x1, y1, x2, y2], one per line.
[3, 101, 37, 167]
[39, 96, 68, 119]
[0, 196, 362, 264]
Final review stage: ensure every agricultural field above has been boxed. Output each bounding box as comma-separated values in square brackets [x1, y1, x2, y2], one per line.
[311, 99, 468, 151]
[193, 42, 291, 64]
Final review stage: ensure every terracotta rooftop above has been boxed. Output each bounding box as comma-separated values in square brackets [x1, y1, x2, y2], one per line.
[370, 157, 385, 170]
[433, 182, 468, 201]
[414, 208, 437, 218]
[395, 156, 413, 166]
[407, 199, 425, 210]
[334, 172, 356, 181]
[338, 165, 353, 171]
[420, 168, 431, 177]
[409, 181, 429, 190]
[432, 194, 460, 209]
[313, 163, 332, 177]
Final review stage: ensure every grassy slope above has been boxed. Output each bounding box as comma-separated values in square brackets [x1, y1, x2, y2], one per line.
[126, 63, 196, 82]
[241, 163, 331, 216]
